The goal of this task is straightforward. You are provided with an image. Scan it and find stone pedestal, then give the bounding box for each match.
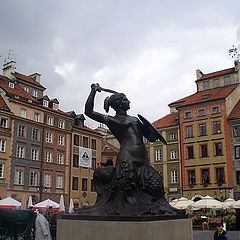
[57,217,193,240]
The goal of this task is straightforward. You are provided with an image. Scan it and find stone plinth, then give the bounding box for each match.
[57,216,193,240]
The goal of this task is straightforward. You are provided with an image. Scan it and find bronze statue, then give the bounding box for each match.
[79,83,182,217]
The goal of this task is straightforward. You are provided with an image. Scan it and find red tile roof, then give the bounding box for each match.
[170,84,239,108]
[15,72,46,89]
[102,139,119,154]
[0,75,35,101]
[0,95,10,111]
[153,113,179,129]
[228,100,240,120]
[197,67,236,81]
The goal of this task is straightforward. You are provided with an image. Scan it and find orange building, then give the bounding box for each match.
[169,63,240,201]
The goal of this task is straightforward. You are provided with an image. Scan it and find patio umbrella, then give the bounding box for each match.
[173,197,194,210]
[21,194,27,210]
[27,195,33,209]
[69,198,74,214]
[33,199,59,210]
[222,198,236,209]
[192,195,222,209]
[233,199,240,208]
[169,198,179,207]
[0,197,21,209]
[59,195,65,213]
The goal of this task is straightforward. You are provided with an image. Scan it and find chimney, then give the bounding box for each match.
[196,69,203,80]
[234,60,240,71]
[29,73,41,83]
[2,60,16,79]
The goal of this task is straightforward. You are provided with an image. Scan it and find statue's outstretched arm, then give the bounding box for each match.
[85,84,106,124]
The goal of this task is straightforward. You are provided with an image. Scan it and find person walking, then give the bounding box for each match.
[35,210,52,240]
[214,222,227,240]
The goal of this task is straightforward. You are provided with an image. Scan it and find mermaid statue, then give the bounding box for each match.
[78,83,182,217]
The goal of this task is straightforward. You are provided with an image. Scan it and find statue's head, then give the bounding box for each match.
[104,93,130,113]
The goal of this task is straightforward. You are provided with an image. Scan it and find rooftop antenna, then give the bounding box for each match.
[228,44,240,61]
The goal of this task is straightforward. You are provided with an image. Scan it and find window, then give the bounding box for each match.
[170,150,177,159]
[187,146,194,159]
[0,164,3,178]
[233,125,240,137]
[58,135,64,146]
[44,174,51,187]
[236,171,240,185]
[31,148,39,160]
[200,144,208,158]
[215,143,223,156]
[34,112,40,122]
[234,146,240,159]
[32,128,39,141]
[0,139,6,152]
[224,76,231,86]
[18,125,26,137]
[83,136,88,148]
[91,158,96,170]
[72,177,79,190]
[56,175,63,188]
[20,108,27,118]
[58,120,65,129]
[155,149,162,161]
[24,87,29,93]
[33,90,38,97]
[14,170,23,185]
[170,132,177,140]
[213,121,221,134]
[202,169,210,184]
[82,178,88,191]
[186,126,193,138]
[57,154,64,164]
[0,118,8,128]
[73,154,79,167]
[43,100,48,107]
[199,123,207,136]
[188,170,196,185]
[53,103,59,110]
[17,146,25,158]
[213,79,220,88]
[91,139,96,150]
[29,171,39,186]
[184,111,192,119]
[91,179,95,192]
[211,106,220,114]
[47,116,54,126]
[9,82,15,88]
[46,132,53,143]
[197,109,205,117]
[45,151,52,162]
[216,168,225,185]
[203,81,210,90]
[74,134,80,146]
[171,170,178,184]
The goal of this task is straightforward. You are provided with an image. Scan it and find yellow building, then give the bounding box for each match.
[0,94,12,199]
[67,112,102,207]
[146,113,182,201]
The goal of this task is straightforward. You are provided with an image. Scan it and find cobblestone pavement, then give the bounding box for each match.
[193,230,240,240]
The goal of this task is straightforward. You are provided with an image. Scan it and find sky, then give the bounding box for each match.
[0,1,239,128]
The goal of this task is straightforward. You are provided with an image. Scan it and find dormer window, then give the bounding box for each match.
[33,90,38,98]
[9,82,15,88]
[43,100,49,107]
[24,87,29,93]
[53,103,59,110]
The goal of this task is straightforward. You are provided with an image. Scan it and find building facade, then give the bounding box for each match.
[68,111,102,207]
[146,113,182,201]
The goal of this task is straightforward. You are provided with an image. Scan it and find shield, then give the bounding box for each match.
[138,114,167,145]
